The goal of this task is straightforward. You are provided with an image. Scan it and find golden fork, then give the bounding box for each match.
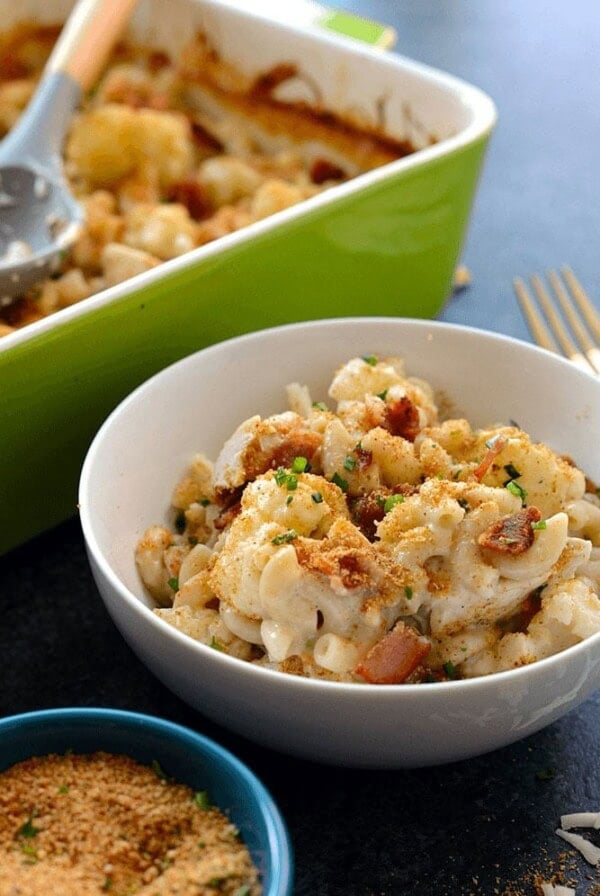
[513,266,600,376]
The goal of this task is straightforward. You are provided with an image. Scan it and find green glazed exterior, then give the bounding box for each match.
[0,134,489,554]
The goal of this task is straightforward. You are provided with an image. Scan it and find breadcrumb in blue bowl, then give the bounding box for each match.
[0,707,293,896]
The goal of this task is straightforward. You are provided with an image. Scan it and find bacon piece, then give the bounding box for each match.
[472,435,508,481]
[478,506,542,555]
[267,431,322,472]
[508,588,543,632]
[310,158,346,185]
[354,447,373,472]
[0,54,29,79]
[294,540,369,590]
[213,500,242,531]
[251,63,298,97]
[169,179,212,220]
[147,50,171,73]
[190,119,224,153]
[350,493,386,541]
[383,396,420,442]
[355,622,431,684]
[1,296,42,327]
[351,482,418,541]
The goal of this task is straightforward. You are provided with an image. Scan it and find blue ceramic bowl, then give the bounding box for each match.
[0,707,293,896]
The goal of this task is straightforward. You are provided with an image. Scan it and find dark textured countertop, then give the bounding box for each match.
[2,1,599,894]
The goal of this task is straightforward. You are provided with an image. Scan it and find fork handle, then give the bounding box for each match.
[46,0,139,93]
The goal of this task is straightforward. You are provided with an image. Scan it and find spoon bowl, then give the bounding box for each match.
[0,165,83,299]
[0,0,138,300]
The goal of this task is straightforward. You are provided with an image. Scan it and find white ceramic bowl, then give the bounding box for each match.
[79,318,600,768]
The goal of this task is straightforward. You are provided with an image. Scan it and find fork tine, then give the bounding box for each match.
[548,269,600,374]
[560,266,600,341]
[529,273,584,361]
[514,270,600,376]
[513,276,560,353]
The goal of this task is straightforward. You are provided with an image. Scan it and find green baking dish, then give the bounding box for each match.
[0,0,496,554]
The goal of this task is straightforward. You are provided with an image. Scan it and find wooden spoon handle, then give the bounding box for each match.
[46,0,138,93]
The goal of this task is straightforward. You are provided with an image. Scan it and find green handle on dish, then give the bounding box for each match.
[317,8,396,49]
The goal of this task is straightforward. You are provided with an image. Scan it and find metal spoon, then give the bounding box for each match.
[0,0,138,301]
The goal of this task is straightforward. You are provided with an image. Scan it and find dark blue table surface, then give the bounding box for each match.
[336,0,600,342]
[1,3,599,894]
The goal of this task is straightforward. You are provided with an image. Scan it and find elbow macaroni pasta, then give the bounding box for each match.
[136,355,600,683]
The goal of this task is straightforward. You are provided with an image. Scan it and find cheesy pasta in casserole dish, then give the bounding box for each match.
[0,23,415,337]
[136,355,600,683]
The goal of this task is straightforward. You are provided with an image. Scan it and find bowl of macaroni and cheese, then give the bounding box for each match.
[79,318,600,767]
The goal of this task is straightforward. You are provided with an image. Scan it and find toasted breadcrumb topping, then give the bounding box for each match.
[0,751,260,895]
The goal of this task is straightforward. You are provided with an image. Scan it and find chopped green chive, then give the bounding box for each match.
[174,511,186,534]
[235,887,252,896]
[274,467,298,490]
[286,495,293,505]
[199,498,211,507]
[343,455,356,471]
[312,401,327,411]
[377,389,388,401]
[443,661,458,679]
[505,480,527,502]
[272,530,298,545]
[18,817,40,839]
[292,456,308,473]
[151,759,169,781]
[503,463,522,480]
[332,472,349,493]
[531,519,547,531]
[404,586,413,600]
[384,494,404,513]
[193,791,211,809]
[167,577,179,592]
[58,785,69,794]
[210,636,224,651]
[311,492,324,504]
[362,355,377,366]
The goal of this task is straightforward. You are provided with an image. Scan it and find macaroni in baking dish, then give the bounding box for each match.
[136,355,600,683]
[0,23,415,337]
